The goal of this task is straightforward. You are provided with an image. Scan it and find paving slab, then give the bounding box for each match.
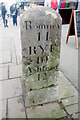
[0,40,17,67]
[0,81,2,100]
[8,96,26,118]
[72,113,78,118]
[9,64,22,79]
[0,38,12,51]
[62,95,78,107]
[26,102,67,118]
[0,67,8,81]
[65,104,79,115]
[58,72,78,99]
[60,25,78,89]
[13,39,22,64]
[0,51,11,64]
[0,99,7,119]
[0,64,9,68]
[25,85,59,108]
[2,78,22,99]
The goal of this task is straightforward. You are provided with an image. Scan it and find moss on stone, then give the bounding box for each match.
[29,96,35,104]
[28,84,56,91]
[64,90,72,98]
[50,109,65,118]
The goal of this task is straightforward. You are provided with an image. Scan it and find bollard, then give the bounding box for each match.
[20,6,62,107]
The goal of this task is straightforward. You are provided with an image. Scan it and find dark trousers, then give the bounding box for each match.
[2,15,5,26]
[2,15,8,27]
[5,19,8,26]
[13,16,17,26]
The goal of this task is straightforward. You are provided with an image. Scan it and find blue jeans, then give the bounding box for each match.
[13,15,17,26]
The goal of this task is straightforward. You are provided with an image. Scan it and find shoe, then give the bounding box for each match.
[6,25,8,27]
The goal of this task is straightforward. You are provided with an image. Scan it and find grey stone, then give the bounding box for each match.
[60,24,78,89]
[62,95,78,107]
[0,67,8,80]
[72,113,78,118]
[2,78,22,99]
[25,85,59,107]
[9,64,22,79]
[26,102,67,118]
[13,33,22,64]
[21,6,62,107]
[8,96,26,118]
[58,71,78,99]
[0,51,11,64]
[0,81,2,100]
[0,99,7,119]
[24,71,58,91]
[65,104,79,115]
[0,64,9,68]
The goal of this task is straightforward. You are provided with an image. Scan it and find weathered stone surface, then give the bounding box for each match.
[0,67,8,80]
[8,96,26,118]
[24,71,58,91]
[72,113,78,118]
[62,95,78,107]
[58,71,78,99]
[21,6,62,106]
[9,64,22,78]
[25,86,58,107]
[0,99,7,119]
[65,104,79,115]
[2,78,22,99]
[26,102,67,118]
[0,81,2,100]
[0,51,11,64]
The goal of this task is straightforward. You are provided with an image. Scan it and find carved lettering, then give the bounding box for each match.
[37,57,39,64]
[50,44,53,52]
[41,57,43,63]
[34,47,37,54]
[25,21,32,30]
[37,66,39,72]
[47,25,48,29]
[39,46,44,53]
[35,25,53,29]
[38,74,40,81]
[46,32,48,41]
[28,67,32,73]
[38,32,40,41]
[46,56,48,61]
[29,46,31,55]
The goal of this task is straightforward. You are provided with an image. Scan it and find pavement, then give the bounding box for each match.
[0,17,79,119]
[60,24,78,90]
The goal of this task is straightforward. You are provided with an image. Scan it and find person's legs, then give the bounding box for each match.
[5,19,8,27]
[14,17,16,25]
[2,16,6,27]
[15,17,17,26]
[13,16,15,26]
[14,16,17,26]
[4,16,6,27]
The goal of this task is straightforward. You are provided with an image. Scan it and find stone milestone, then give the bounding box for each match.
[20,6,62,107]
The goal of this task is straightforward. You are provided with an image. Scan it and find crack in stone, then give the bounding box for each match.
[6,99,8,119]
